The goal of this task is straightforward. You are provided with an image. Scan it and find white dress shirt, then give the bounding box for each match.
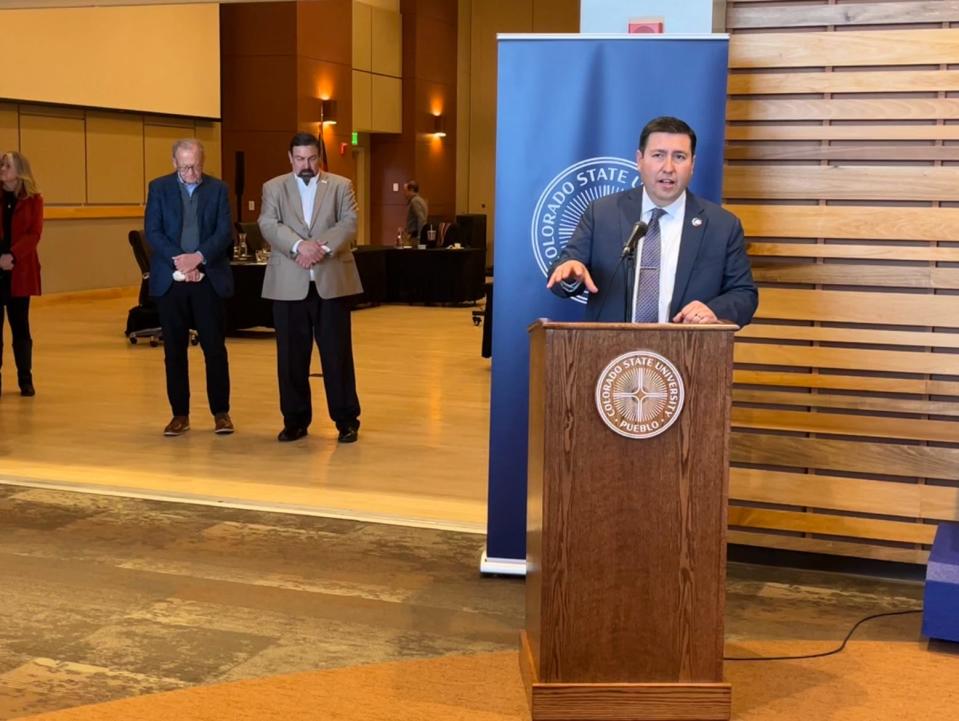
[293,174,318,280]
[630,188,686,323]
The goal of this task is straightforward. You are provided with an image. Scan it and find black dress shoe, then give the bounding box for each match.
[19,384,35,397]
[278,426,308,442]
[337,425,359,443]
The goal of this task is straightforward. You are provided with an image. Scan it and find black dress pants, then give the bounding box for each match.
[272,284,360,430]
[154,278,230,417]
[0,282,32,388]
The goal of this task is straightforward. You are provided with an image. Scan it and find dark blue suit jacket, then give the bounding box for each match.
[551,188,757,326]
[144,172,234,298]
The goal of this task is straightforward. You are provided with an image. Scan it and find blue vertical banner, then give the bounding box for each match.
[484,35,729,572]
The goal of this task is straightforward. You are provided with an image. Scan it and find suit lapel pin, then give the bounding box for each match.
[691,217,703,227]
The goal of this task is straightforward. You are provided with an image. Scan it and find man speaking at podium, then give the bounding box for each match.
[547,116,757,327]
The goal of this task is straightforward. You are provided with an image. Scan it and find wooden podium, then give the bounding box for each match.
[521,321,736,721]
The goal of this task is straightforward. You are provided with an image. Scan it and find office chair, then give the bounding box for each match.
[125,230,198,347]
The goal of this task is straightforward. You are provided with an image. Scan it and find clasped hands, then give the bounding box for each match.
[546,260,718,324]
[0,253,14,271]
[173,251,204,282]
[293,239,330,270]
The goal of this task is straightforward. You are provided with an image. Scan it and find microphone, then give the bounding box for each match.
[621,221,648,259]
[592,220,649,321]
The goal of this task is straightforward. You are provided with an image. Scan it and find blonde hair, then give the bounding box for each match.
[2,151,40,197]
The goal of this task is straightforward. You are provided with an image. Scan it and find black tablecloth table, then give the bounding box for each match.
[225,246,484,331]
[226,261,273,331]
[352,246,389,306]
[385,247,485,305]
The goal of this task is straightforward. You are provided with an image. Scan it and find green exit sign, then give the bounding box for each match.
[351,132,358,145]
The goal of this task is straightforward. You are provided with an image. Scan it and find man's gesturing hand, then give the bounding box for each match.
[546,260,598,294]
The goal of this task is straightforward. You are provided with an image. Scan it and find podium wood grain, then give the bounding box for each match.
[525,322,735,706]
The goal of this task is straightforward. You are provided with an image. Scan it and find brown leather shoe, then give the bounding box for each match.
[163,415,190,436]
[214,412,235,435]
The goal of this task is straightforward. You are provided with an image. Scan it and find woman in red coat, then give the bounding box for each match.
[0,151,43,396]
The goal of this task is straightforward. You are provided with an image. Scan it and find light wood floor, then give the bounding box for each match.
[0,291,491,532]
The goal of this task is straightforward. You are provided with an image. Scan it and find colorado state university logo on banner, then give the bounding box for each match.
[530,157,640,301]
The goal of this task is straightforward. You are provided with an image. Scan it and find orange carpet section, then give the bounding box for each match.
[17,621,959,721]
[16,652,529,721]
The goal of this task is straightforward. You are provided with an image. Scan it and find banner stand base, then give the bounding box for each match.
[480,550,527,576]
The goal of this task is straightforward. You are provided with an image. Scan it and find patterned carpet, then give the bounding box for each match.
[14,613,959,721]
[0,485,943,721]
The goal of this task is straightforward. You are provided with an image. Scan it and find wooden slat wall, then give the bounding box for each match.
[724,2,959,565]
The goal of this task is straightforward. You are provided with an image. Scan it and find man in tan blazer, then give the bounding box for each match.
[258,132,362,443]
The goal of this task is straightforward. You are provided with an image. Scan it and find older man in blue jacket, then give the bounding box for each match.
[145,138,235,436]
[548,116,757,327]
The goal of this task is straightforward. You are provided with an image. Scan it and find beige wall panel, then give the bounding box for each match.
[370,75,401,133]
[20,112,85,205]
[371,6,402,77]
[755,287,956,326]
[728,98,959,122]
[727,124,959,141]
[468,0,533,240]
[730,28,959,69]
[732,370,959,398]
[728,70,959,95]
[456,0,470,213]
[86,112,143,205]
[734,205,959,242]
[727,530,927,565]
[353,1,372,71]
[725,165,959,202]
[0,103,17,152]
[0,5,219,118]
[733,389,959,418]
[728,506,936,545]
[737,324,959,351]
[353,70,373,130]
[728,1,959,30]
[730,433,959,483]
[735,344,959,377]
[750,264,959,290]
[922,485,959,524]
[726,144,959,162]
[733,467,959,524]
[194,121,222,179]
[45,207,143,221]
[360,0,399,10]
[41,218,143,294]
[748,243,959,262]
[143,120,193,196]
[732,406,959,444]
[730,468,921,518]
[532,0,578,32]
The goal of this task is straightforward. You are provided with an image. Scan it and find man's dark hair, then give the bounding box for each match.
[404,180,419,192]
[638,116,697,156]
[289,132,320,152]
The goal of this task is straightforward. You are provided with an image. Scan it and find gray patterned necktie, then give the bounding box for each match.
[631,208,666,323]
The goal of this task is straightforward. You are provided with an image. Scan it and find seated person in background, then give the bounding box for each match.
[438,221,460,248]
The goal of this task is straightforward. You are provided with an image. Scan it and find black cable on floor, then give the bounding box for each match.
[724,608,924,662]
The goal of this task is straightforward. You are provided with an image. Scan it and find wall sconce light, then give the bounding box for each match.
[432,114,446,138]
[320,99,337,127]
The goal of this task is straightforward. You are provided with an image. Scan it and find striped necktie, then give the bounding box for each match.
[631,207,666,323]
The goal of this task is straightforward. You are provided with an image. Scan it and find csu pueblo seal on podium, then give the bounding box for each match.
[595,351,685,439]
[530,157,640,303]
